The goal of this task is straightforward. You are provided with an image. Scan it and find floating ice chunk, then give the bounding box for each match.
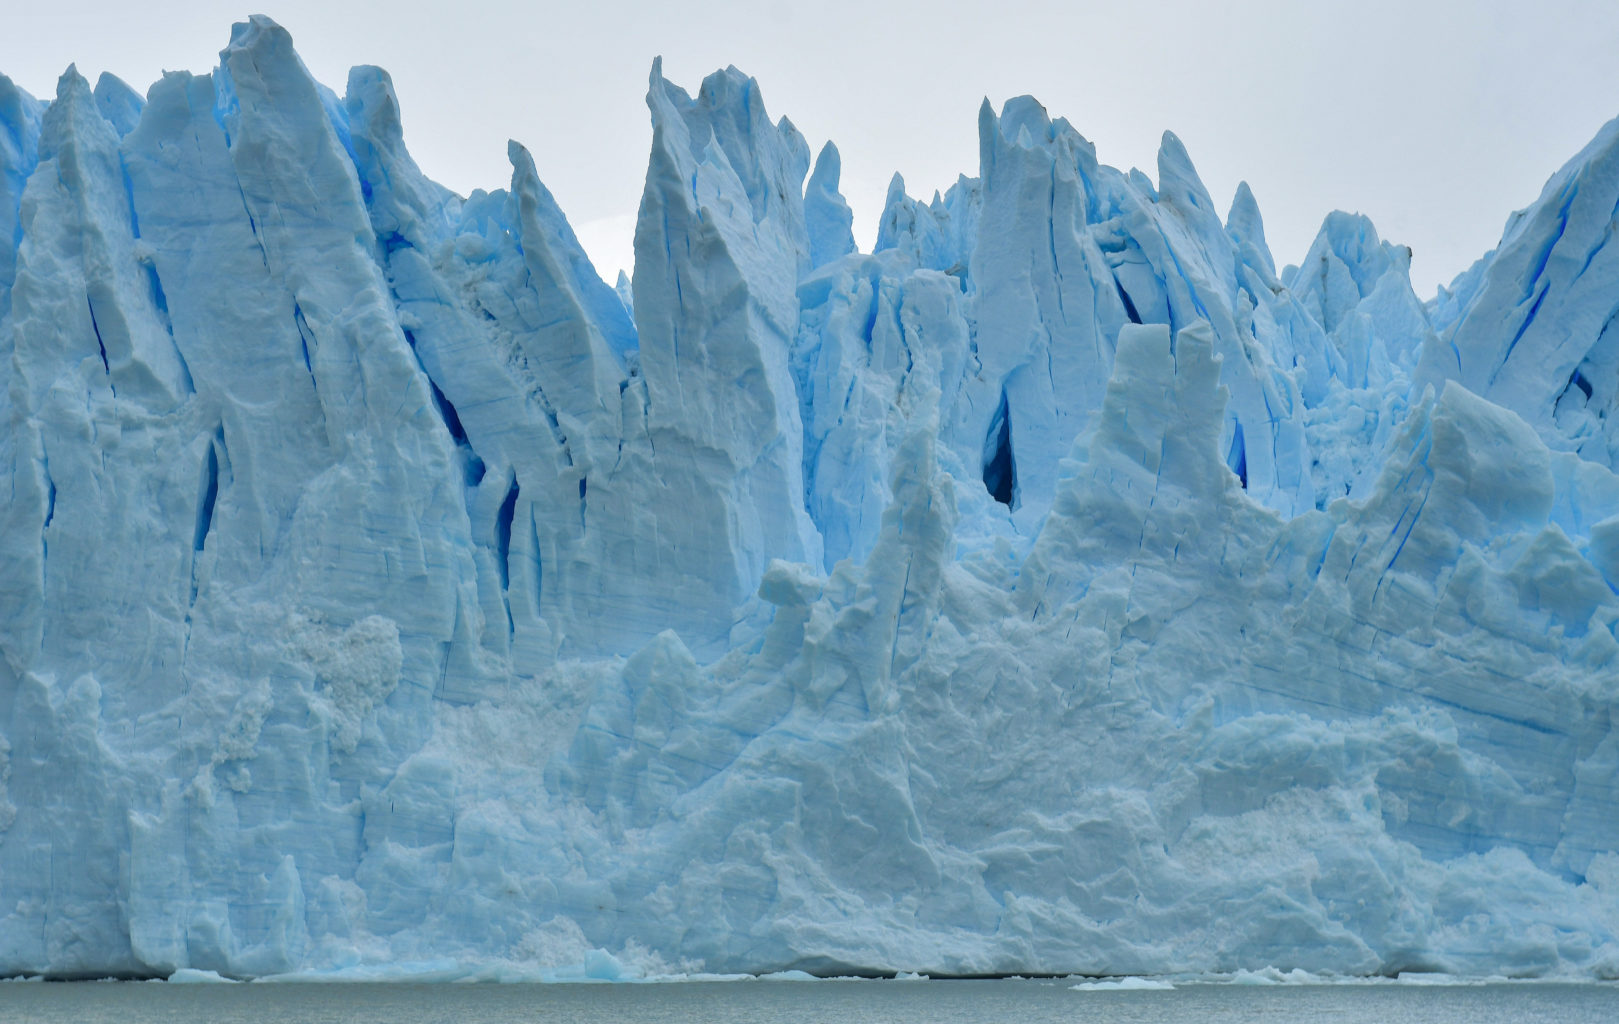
[1070,976,1175,991]
[166,968,236,984]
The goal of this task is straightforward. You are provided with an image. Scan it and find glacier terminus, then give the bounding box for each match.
[2,16,1619,980]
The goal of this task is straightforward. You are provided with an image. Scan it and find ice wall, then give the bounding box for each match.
[1,16,1617,980]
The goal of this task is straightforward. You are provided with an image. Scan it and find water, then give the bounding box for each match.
[1,978,1616,1024]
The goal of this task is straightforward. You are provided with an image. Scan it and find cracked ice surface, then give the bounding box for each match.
[2,16,1619,980]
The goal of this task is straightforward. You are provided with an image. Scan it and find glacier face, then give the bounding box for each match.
[2,15,1619,980]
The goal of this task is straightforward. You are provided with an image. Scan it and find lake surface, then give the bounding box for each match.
[2,978,1616,1024]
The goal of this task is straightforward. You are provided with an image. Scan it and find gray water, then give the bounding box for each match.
[1,979,1616,1024]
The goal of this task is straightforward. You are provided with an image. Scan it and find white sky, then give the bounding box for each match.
[7,1,1619,297]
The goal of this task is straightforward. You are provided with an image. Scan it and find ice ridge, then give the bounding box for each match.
[1,15,1618,981]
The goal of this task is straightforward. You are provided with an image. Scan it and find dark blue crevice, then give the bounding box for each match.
[187,430,226,609]
[430,372,486,488]
[86,298,111,377]
[1227,421,1249,489]
[1521,180,1576,303]
[427,375,468,445]
[118,153,140,239]
[1571,367,1594,401]
[860,287,879,347]
[402,328,486,486]
[496,476,519,591]
[193,441,219,553]
[41,464,54,577]
[1496,282,1549,376]
[1115,279,1142,324]
[146,263,169,316]
[141,262,193,394]
[530,508,543,613]
[292,302,316,381]
[982,389,1017,508]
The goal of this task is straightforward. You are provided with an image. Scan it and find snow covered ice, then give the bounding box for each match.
[3,15,1619,980]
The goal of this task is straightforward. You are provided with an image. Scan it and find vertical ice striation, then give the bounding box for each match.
[1420,115,1619,467]
[0,16,1617,981]
[0,72,43,324]
[626,60,823,653]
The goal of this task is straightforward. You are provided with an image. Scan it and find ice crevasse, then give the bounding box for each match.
[2,15,1619,980]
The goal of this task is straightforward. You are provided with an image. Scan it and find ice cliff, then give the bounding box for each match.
[3,16,1619,980]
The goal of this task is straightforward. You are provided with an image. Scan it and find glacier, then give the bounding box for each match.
[2,15,1619,980]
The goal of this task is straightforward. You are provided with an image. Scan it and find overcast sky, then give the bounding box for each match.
[7,1,1619,297]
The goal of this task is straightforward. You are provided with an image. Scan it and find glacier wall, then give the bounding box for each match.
[2,16,1619,979]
